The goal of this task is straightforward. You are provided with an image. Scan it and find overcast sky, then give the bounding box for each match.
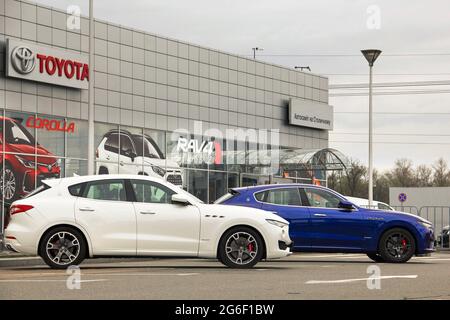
[34,0,450,171]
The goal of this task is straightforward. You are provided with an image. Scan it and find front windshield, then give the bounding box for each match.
[133,135,164,159]
[1,119,36,146]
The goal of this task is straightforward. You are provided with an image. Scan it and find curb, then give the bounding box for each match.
[0,256,159,268]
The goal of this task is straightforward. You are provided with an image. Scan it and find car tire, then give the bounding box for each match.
[218,226,264,268]
[0,162,20,203]
[98,166,109,175]
[366,253,385,263]
[378,228,416,263]
[39,226,87,269]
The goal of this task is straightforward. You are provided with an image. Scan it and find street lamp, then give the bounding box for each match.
[294,66,311,72]
[361,49,382,208]
[87,0,95,175]
[252,47,263,59]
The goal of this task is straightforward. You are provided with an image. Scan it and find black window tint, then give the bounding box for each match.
[131,179,175,204]
[83,180,126,201]
[266,188,301,206]
[120,135,134,155]
[105,133,119,153]
[254,191,265,201]
[68,183,84,196]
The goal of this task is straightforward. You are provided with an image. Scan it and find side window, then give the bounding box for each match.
[83,180,126,201]
[120,134,135,155]
[254,191,266,201]
[265,188,301,206]
[304,188,341,208]
[105,133,119,154]
[68,183,85,196]
[131,179,175,204]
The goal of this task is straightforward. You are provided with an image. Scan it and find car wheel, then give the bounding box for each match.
[39,226,86,269]
[378,228,416,263]
[98,166,109,175]
[367,253,385,263]
[218,226,264,268]
[0,163,19,202]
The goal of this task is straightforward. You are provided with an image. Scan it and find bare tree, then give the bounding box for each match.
[386,158,416,187]
[344,159,367,197]
[415,164,433,187]
[432,158,450,187]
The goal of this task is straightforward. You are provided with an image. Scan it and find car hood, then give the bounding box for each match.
[196,203,289,224]
[9,144,57,164]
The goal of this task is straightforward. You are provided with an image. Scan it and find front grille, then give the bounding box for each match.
[278,241,292,251]
[166,174,182,185]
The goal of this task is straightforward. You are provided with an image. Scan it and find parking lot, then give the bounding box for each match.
[1,252,449,300]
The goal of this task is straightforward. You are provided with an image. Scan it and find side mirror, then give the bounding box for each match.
[338,200,355,211]
[124,149,137,161]
[172,194,190,205]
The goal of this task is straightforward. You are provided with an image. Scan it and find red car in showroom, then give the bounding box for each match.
[0,116,60,203]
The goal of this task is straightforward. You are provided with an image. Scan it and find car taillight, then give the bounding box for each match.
[9,204,34,215]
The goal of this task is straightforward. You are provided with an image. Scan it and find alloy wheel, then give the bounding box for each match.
[225,231,258,265]
[385,232,412,259]
[46,231,81,266]
[1,168,16,201]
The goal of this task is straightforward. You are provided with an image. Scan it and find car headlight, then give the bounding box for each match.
[418,220,433,228]
[15,155,35,168]
[152,165,166,177]
[266,219,288,228]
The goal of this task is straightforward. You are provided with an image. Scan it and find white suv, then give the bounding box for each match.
[96,129,183,186]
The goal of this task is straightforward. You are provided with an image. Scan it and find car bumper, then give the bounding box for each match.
[265,225,292,259]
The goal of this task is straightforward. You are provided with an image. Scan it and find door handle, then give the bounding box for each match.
[79,207,95,212]
[119,161,124,166]
[314,213,327,217]
[140,211,156,215]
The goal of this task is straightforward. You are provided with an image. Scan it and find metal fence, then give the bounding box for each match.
[393,205,449,249]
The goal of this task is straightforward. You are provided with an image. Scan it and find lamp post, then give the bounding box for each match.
[252,47,263,59]
[87,0,95,175]
[294,66,311,72]
[361,49,382,208]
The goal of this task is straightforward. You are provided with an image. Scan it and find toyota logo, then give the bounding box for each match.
[11,45,35,74]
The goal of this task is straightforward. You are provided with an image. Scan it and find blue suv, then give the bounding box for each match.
[216,184,435,263]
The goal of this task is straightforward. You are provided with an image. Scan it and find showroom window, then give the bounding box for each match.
[1,110,88,206]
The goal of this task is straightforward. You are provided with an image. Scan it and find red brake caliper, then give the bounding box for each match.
[401,239,407,250]
[247,243,254,252]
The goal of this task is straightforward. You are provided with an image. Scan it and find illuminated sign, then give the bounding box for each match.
[26,117,76,133]
[6,38,89,89]
[176,137,222,164]
[289,98,333,130]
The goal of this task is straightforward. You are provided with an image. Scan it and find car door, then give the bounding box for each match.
[118,133,138,174]
[130,179,201,256]
[74,179,137,255]
[102,133,120,174]
[302,187,367,250]
[259,187,311,249]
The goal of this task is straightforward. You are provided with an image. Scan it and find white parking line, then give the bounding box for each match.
[306,275,418,284]
[0,279,107,283]
[414,258,450,261]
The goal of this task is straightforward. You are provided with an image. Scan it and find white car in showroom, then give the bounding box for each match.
[96,129,183,186]
[4,175,292,269]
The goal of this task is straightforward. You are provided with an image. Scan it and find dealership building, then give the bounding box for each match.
[0,0,347,230]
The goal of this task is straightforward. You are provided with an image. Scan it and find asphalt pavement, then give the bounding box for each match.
[1,252,449,300]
